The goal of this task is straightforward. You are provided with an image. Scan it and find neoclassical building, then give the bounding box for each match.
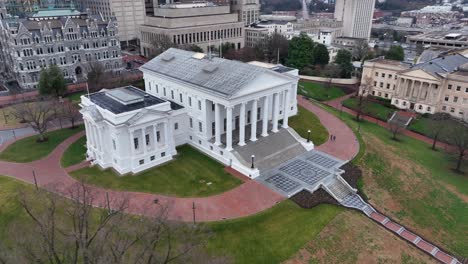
[80,48,308,176]
[360,51,468,121]
[0,7,123,89]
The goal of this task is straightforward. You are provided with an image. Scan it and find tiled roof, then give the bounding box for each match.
[411,53,468,75]
[140,48,268,98]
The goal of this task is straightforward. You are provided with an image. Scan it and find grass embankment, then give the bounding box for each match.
[0,125,84,163]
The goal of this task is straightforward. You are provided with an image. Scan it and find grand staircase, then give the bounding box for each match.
[233,129,307,171]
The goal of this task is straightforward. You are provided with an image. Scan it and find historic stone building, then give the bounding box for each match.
[0,7,123,90]
[360,51,468,121]
[80,48,309,175]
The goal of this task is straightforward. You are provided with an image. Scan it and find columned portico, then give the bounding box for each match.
[214,103,222,146]
[262,95,269,137]
[225,106,233,151]
[282,90,289,128]
[250,99,258,142]
[272,93,280,133]
[239,103,246,146]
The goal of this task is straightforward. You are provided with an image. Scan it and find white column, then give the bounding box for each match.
[215,103,221,146]
[272,93,279,133]
[164,122,170,148]
[238,102,246,146]
[250,99,258,142]
[143,127,148,155]
[262,95,269,137]
[282,90,290,128]
[225,106,233,151]
[94,125,101,151]
[84,120,93,146]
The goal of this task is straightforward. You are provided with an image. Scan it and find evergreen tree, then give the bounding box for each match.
[286,33,315,70]
[385,45,405,61]
[334,49,354,78]
[313,44,329,66]
[38,65,66,97]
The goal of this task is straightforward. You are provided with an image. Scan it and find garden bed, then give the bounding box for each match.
[290,189,339,209]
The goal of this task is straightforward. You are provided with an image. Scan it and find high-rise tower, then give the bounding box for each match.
[334,0,375,40]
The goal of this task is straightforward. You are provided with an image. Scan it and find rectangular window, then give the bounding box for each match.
[112,139,116,150]
[381,73,385,78]
[163,88,166,96]
[156,131,160,142]
[139,159,144,165]
[257,107,261,120]
[161,152,166,157]
[456,86,461,91]
[145,134,150,145]
[133,138,139,149]
[445,96,449,102]
[189,97,192,106]
[189,118,193,128]
[212,103,215,111]
[179,93,183,103]
[454,96,458,103]
[375,72,378,77]
[199,122,203,132]
[198,100,202,110]
[442,106,447,111]
[171,90,174,99]
[450,107,455,113]
[150,156,155,161]
[174,123,179,130]
[448,85,452,90]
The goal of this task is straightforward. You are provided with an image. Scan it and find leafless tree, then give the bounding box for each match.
[13,100,55,142]
[353,39,370,67]
[60,100,81,129]
[354,76,371,122]
[150,35,177,58]
[445,120,468,173]
[426,112,451,150]
[87,61,106,92]
[388,118,406,141]
[6,181,217,264]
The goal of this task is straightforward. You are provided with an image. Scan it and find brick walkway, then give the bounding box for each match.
[298,96,360,161]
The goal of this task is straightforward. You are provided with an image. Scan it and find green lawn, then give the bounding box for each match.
[342,97,396,121]
[207,202,342,264]
[61,136,87,168]
[0,125,84,163]
[66,91,85,104]
[298,81,346,101]
[289,105,328,146]
[70,145,242,197]
[0,174,342,263]
[319,103,468,257]
[408,117,460,143]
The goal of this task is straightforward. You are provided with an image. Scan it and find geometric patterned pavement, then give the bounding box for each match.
[256,150,346,197]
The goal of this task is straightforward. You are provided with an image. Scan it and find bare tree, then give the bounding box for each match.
[60,100,81,129]
[426,113,451,150]
[150,35,177,58]
[354,76,372,122]
[388,118,406,141]
[87,61,105,92]
[7,181,216,264]
[353,39,370,68]
[13,100,55,142]
[445,120,468,173]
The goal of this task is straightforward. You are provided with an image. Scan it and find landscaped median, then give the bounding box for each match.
[69,145,243,197]
[0,125,84,163]
[298,81,346,101]
[289,105,329,146]
[342,97,396,122]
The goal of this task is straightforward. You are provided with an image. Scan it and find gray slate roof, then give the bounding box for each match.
[411,53,468,76]
[140,48,269,98]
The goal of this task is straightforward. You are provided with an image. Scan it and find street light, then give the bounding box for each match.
[307,130,311,143]
[251,155,255,169]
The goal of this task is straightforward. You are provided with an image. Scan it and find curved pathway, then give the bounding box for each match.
[0,96,359,222]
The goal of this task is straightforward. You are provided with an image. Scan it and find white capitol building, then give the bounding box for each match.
[80,48,313,177]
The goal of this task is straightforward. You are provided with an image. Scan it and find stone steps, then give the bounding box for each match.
[256,142,306,171]
[326,178,352,201]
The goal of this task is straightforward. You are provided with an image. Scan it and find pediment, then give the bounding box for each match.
[232,71,293,98]
[399,69,440,81]
[125,109,169,126]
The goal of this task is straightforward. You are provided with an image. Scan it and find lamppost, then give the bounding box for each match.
[251,155,255,169]
[307,130,311,143]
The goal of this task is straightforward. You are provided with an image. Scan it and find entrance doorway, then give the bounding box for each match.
[410,102,415,110]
